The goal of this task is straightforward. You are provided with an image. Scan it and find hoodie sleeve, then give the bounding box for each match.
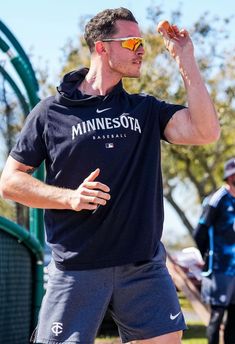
[10,99,48,167]
[153,98,186,141]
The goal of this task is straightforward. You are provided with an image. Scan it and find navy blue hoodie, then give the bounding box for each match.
[10,68,185,270]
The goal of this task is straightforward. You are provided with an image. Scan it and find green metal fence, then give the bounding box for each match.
[0,19,45,338]
[0,18,48,342]
[0,216,43,343]
[0,19,44,247]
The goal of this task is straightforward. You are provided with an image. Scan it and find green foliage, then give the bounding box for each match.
[60,37,90,77]
[0,80,30,224]
[182,324,207,344]
[0,198,15,220]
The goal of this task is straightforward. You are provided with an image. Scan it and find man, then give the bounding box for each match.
[0,7,220,344]
[194,158,235,344]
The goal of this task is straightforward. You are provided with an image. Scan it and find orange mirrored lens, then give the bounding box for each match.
[121,38,144,51]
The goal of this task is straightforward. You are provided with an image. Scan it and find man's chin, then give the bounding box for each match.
[123,71,141,78]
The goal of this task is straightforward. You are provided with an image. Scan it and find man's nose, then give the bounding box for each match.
[136,45,145,56]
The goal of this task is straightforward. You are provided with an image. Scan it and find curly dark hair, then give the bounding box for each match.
[84,8,138,52]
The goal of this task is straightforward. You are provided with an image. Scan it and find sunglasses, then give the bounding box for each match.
[101,37,144,51]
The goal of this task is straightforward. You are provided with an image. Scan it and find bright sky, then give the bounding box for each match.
[1,0,234,82]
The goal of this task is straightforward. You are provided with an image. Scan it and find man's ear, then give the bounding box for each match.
[95,41,107,54]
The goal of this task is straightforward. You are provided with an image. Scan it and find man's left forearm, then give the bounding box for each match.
[180,57,220,143]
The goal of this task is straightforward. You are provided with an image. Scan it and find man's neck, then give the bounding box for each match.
[80,63,121,96]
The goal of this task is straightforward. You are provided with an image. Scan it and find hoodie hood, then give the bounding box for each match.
[56,68,124,107]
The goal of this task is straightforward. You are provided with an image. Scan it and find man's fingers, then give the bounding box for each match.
[83,169,110,192]
[74,169,111,211]
[84,168,100,182]
[179,28,189,37]
[158,26,176,39]
[158,27,170,38]
[81,195,108,206]
[84,181,110,193]
[82,188,111,201]
[82,203,99,211]
[157,20,175,36]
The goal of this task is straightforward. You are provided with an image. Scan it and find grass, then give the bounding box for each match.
[182,321,207,344]
[95,292,207,344]
[179,292,207,344]
[178,292,192,310]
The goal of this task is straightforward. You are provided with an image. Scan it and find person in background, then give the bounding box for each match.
[194,158,235,344]
[0,7,220,344]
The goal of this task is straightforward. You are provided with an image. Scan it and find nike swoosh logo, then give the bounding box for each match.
[96,108,112,113]
[170,312,181,320]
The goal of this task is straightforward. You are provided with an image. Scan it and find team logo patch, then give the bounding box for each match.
[105,143,114,149]
[51,322,63,336]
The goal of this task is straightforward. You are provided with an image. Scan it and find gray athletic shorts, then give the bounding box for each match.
[32,242,186,344]
[201,273,235,306]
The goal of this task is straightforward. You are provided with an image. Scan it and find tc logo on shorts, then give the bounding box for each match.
[51,322,63,336]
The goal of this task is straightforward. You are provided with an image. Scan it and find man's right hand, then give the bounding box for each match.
[69,168,111,211]
[0,158,111,212]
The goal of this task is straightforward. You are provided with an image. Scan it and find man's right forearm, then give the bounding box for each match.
[0,170,72,210]
[0,157,110,211]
